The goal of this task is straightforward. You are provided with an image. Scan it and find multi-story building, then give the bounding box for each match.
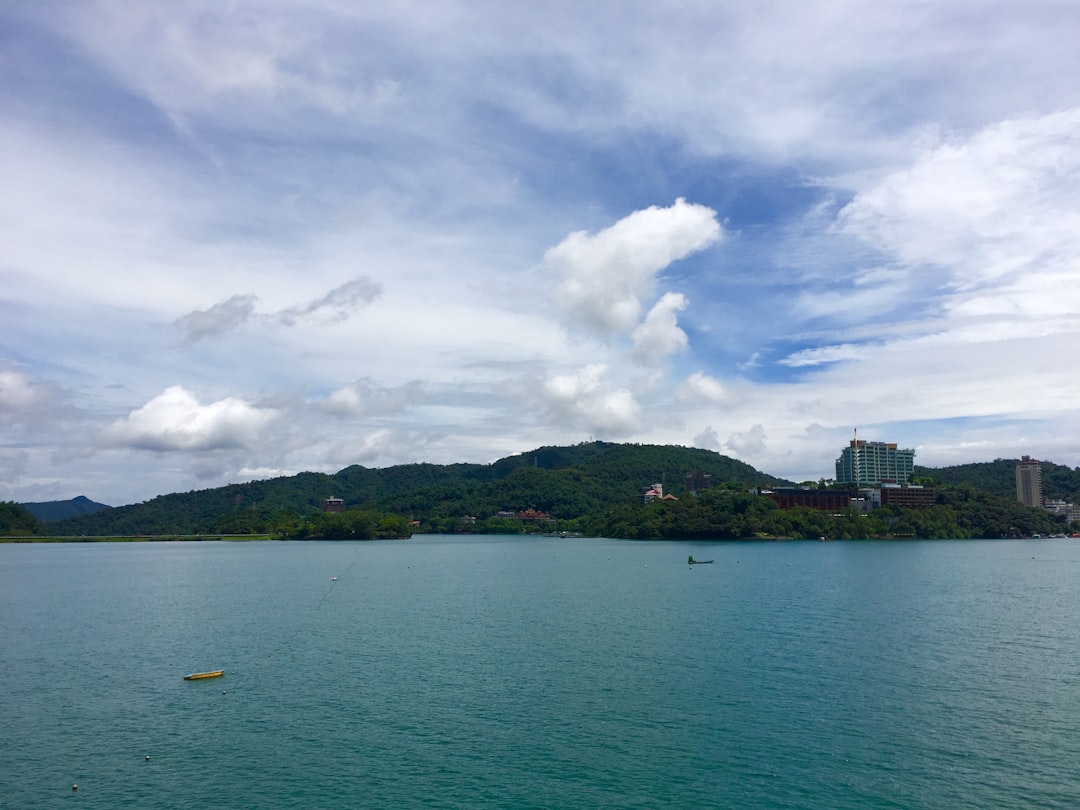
[879,485,936,508]
[763,487,852,511]
[835,436,915,486]
[1044,499,1080,524]
[1015,456,1042,507]
[685,470,713,494]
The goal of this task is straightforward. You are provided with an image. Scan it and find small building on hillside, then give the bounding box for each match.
[517,508,552,522]
[685,470,713,494]
[879,485,937,508]
[1045,499,1080,523]
[763,487,852,511]
[642,483,663,503]
[323,497,344,513]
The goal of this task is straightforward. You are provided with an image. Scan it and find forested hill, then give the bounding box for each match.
[23,495,111,522]
[915,459,1080,503]
[45,442,790,536]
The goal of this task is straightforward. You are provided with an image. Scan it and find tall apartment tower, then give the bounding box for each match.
[1015,456,1042,507]
[835,432,915,486]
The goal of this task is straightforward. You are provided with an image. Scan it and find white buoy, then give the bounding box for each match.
[145,755,151,761]
[72,784,78,791]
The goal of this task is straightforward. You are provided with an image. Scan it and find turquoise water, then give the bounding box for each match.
[3,536,1080,808]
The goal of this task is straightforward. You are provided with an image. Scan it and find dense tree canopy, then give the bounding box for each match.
[45,443,787,536]
[915,459,1080,503]
[0,502,43,537]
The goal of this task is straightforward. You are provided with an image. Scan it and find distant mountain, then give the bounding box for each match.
[915,459,1080,502]
[23,495,112,522]
[46,442,791,536]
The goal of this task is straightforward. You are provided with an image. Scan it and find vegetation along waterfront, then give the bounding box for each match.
[5,443,1078,542]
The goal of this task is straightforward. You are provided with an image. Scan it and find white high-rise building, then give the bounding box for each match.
[835,433,915,486]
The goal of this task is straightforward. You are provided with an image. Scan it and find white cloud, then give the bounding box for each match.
[631,292,689,365]
[548,199,721,335]
[237,466,295,480]
[324,428,427,468]
[837,108,1080,295]
[320,378,426,418]
[0,370,48,415]
[677,372,728,404]
[779,344,871,368]
[51,3,407,124]
[542,364,641,436]
[724,424,767,457]
[104,386,277,452]
[4,3,1080,505]
[692,426,722,451]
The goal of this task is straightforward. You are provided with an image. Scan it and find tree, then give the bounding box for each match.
[0,502,43,537]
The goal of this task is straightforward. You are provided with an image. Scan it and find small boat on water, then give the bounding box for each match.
[184,670,224,680]
[688,556,714,565]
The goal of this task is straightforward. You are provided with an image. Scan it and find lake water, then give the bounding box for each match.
[3,536,1080,809]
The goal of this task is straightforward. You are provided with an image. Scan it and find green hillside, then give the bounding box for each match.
[35,446,1078,540]
[915,459,1080,502]
[1,502,43,537]
[46,442,789,536]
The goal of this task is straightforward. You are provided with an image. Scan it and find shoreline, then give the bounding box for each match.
[0,534,276,543]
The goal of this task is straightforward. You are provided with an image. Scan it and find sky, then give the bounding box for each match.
[2,1,1080,506]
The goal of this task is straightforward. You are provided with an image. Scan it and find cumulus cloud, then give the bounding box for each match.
[691,423,766,458]
[176,294,258,341]
[677,372,728,404]
[548,199,721,335]
[278,276,382,327]
[320,378,426,418]
[692,426,722,451]
[7,4,1080,505]
[323,428,431,468]
[631,292,689,365]
[724,424,767,457]
[542,364,641,436]
[104,385,276,451]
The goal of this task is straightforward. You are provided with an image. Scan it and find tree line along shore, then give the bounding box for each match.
[4,443,1079,541]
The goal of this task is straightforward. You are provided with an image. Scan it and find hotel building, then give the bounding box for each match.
[835,436,915,486]
[1015,456,1042,508]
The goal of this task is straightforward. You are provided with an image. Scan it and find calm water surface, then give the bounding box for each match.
[3,536,1080,808]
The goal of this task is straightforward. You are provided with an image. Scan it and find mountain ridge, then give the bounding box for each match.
[27,444,1080,537]
[41,442,787,535]
[22,495,112,522]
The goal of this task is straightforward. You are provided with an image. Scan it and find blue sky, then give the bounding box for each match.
[2,1,1079,506]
